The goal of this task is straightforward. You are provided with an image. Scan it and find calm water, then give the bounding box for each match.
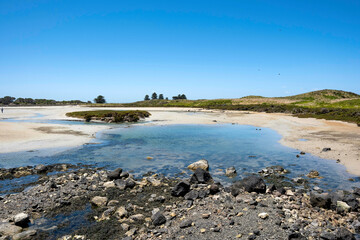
[1,124,359,190]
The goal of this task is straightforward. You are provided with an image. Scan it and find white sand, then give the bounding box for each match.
[1,106,359,175]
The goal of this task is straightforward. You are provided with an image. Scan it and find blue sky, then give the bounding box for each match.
[0,0,359,102]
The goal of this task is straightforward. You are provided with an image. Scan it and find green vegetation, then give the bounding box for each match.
[94,95,106,104]
[66,110,151,123]
[0,96,85,105]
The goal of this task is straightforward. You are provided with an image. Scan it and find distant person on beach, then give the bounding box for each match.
[1,108,3,113]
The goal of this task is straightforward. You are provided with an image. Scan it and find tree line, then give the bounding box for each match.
[0,96,85,105]
[144,93,187,101]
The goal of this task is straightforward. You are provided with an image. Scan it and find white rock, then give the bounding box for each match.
[187,159,209,171]
[103,181,115,188]
[90,196,108,207]
[258,212,269,219]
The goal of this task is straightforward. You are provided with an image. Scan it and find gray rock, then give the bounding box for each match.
[12,229,37,240]
[190,168,212,184]
[179,219,193,228]
[171,181,190,197]
[310,192,331,209]
[13,212,30,228]
[107,168,122,180]
[0,222,22,236]
[151,212,166,226]
[184,190,199,200]
[334,227,355,240]
[34,164,47,173]
[233,176,266,193]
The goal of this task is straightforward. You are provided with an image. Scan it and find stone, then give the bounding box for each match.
[120,171,129,179]
[209,184,220,194]
[187,159,209,171]
[337,201,351,214]
[179,219,193,228]
[12,230,37,240]
[184,190,199,200]
[151,212,166,226]
[121,223,130,231]
[90,196,108,207]
[114,179,126,190]
[0,222,22,236]
[171,181,190,197]
[307,170,321,178]
[310,192,331,209]
[322,148,331,152]
[334,227,355,240]
[103,181,116,188]
[107,168,122,180]
[234,176,266,193]
[190,168,212,184]
[125,228,137,237]
[116,206,128,218]
[258,212,269,219]
[13,212,30,228]
[225,167,237,177]
[129,214,145,222]
[34,164,47,173]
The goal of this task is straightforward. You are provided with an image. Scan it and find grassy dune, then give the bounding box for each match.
[86,90,360,125]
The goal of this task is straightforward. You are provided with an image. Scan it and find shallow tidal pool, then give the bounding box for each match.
[1,124,359,190]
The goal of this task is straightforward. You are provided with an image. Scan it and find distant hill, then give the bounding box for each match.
[286,89,360,100]
[233,89,360,108]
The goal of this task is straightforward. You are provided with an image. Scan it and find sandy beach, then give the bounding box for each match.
[0,106,359,175]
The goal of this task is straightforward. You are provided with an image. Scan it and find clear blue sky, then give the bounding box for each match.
[1,0,359,102]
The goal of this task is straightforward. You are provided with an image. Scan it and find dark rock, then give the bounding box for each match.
[185,190,199,200]
[125,179,136,189]
[190,168,212,184]
[234,176,266,193]
[152,212,166,226]
[108,168,123,180]
[322,148,331,152]
[198,189,209,199]
[34,164,47,173]
[171,181,190,197]
[120,171,129,179]
[14,212,30,228]
[267,184,276,192]
[179,219,193,228]
[209,184,220,194]
[310,192,331,209]
[288,232,306,239]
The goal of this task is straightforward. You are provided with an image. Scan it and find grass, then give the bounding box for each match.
[66,110,151,123]
[82,90,360,126]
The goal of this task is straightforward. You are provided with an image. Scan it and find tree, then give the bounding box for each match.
[180,94,187,100]
[0,96,16,105]
[151,92,157,100]
[159,94,164,100]
[94,95,106,104]
[165,97,168,100]
[144,95,150,101]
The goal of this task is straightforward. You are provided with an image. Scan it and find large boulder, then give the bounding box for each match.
[190,168,212,184]
[187,159,209,171]
[13,212,30,228]
[310,192,331,209]
[171,181,190,197]
[233,176,266,193]
[107,168,123,180]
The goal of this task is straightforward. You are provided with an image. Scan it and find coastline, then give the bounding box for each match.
[0,106,359,175]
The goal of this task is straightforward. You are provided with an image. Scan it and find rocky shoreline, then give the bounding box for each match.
[1,162,360,240]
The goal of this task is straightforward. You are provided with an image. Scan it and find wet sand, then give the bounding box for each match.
[0,106,359,175]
